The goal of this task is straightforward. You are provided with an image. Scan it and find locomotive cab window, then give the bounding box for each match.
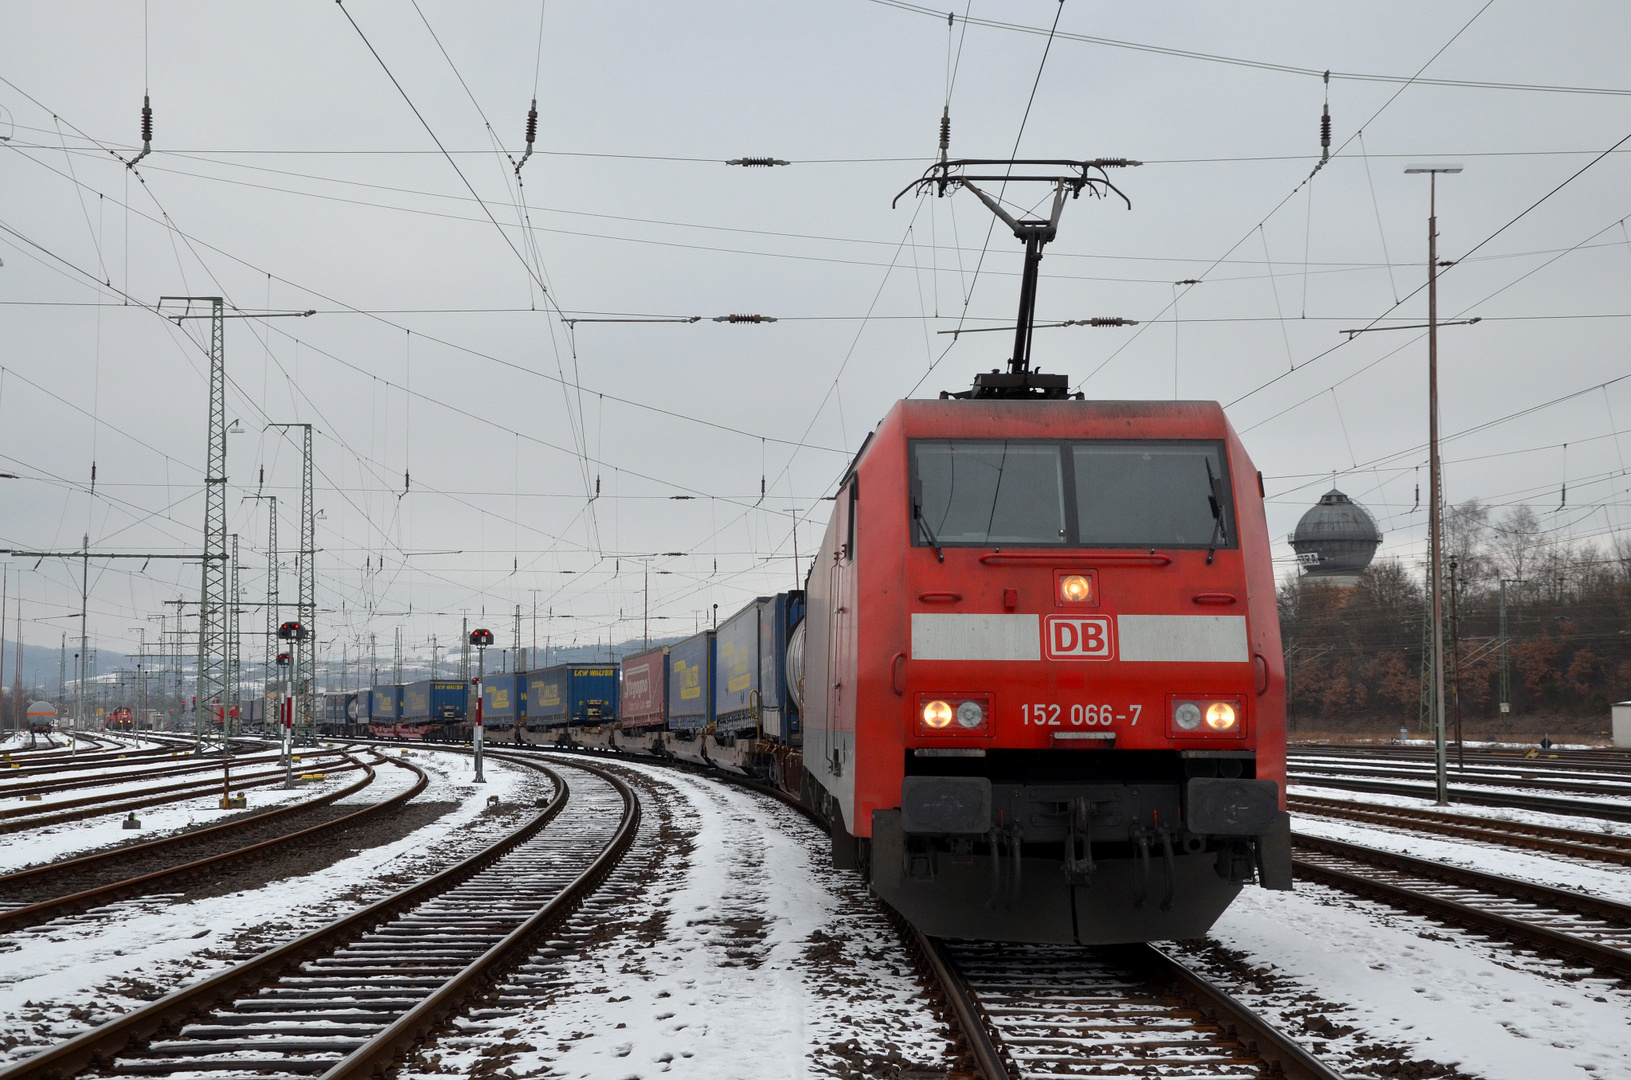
[911,440,1067,547]
[909,438,1236,550]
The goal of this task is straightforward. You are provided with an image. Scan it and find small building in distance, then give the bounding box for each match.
[1289,488,1382,586]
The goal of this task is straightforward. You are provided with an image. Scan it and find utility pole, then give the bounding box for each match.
[370,631,377,686]
[1404,165,1463,806]
[1448,554,1463,770]
[1499,578,1521,718]
[394,626,403,685]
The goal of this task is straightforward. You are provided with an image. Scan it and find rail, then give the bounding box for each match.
[0,753,427,933]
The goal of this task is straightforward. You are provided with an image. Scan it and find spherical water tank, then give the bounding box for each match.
[1289,489,1381,575]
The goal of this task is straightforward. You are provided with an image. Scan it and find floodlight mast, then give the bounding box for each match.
[896,158,1139,399]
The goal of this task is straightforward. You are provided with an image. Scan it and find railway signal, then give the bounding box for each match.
[469,629,493,784]
[276,648,294,787]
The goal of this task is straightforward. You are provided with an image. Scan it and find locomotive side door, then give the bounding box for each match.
[826,479,859,812]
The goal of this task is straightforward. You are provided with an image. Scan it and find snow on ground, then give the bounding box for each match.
[0,749,548,1065]
[1291,812,1631,906]
[0,750,415,874]
[412,756,954,1080]
[1295,784,1631,839]
[0,745,349,803]
[1182,880,1631,1079]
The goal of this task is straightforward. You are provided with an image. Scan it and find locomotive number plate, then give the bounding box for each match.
[1022,703,1142,727]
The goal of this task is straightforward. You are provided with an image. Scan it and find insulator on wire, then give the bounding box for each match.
[128,95,153,168]
[1320,71,1331,164]
[938,106,950,164]
[727,157,789,167]
[1086,317,1135,327]
[1088,158,1139,168]
[514,99,538,177]
[713,314,777,323]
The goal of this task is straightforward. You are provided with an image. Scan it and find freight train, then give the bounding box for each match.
[324,391,1289,945]
[321,157,1290,944]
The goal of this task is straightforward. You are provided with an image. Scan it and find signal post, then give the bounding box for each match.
[469,628,493,784]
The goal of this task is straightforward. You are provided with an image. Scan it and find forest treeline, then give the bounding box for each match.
[1277,500,1631,733]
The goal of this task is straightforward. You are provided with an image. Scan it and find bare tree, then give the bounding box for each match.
[1490,504,1542,581]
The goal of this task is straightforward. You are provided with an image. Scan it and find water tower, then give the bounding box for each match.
[1289,489,1381,585]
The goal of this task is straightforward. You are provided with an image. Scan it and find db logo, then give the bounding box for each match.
[1043,614,1116,661]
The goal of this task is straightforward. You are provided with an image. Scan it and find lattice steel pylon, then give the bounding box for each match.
[247,494,278,721]
[193,298,228,751]
[229,533,241,741]
[268,423,315,740]
[297,425,315,740]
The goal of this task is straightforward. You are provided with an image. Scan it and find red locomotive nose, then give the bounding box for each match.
[799,397,1287,946]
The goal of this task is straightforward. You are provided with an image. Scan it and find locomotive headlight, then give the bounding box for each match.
[956,700,985,729]
[1174,701,1203,730]
[922,700,953,728]
[1205,702,1238,730]
[1059,574,1093,604]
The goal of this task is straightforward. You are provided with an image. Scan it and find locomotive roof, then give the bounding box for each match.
[894,397,1232,438]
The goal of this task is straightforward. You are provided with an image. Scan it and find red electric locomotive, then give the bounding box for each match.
[798,159,1290,944]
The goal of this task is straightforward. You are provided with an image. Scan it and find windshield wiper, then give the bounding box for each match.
[913,496,946,563]
[1204,459,1228,565]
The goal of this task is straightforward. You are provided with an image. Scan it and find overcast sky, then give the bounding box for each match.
[3,1,1630,678]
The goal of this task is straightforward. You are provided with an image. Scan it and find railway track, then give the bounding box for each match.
[507,743,1348,1080]
[1292,744,1631,775]
[0,749,363,834]
[1289,793,1631,867]
[0,753,637,1080]
[1,748,328,799]
[1289,758,1631,798]
[0,741,170,777]
[1292,832,1631,980]
[923,938,1342,1080]
[1286,771,1631,824]
[0,751,426,933]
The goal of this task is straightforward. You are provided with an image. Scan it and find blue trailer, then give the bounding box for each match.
[481,672,526,731]
[668,631,715,733]
[714,593,805,739]
[322,691,358,727]
[525,664,619,728]
[402,680,468,724]
[368,685,402,723]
